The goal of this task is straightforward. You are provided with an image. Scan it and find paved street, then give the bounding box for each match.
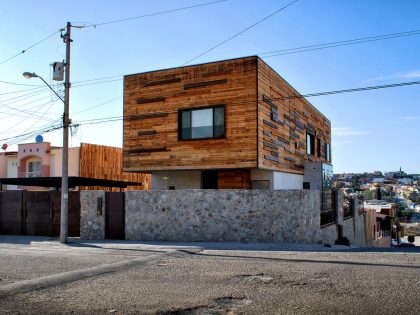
[0,236,419,315]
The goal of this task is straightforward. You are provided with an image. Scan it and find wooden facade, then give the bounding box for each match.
[257,58,331,174]
[79,143,150,191]
[123,56,331,180]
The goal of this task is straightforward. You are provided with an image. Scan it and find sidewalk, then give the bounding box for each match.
[2,234,415,253]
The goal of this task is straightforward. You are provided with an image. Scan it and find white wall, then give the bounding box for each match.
[273,171,303,190]
[6,156,18,190]
[151,170,202,190]
[251,169,302,190]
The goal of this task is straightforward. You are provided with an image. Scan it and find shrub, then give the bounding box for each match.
[335,236,351,246]
[408,234,415,243]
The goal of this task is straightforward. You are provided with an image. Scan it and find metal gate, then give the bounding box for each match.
[24,191,52,236]
[51,191,80,237]
[0,191,23,235]
[0,191,80,237]
[105,192,125,240]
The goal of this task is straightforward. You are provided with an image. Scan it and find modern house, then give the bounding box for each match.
[0,142,150,191]
[123,56,332,190]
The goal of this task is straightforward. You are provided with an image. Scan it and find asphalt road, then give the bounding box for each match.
[0,236,419,315]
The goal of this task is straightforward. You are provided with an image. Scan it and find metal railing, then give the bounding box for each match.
[321,189,336,226]
[18,172,42,178]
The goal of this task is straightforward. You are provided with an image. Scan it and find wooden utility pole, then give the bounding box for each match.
[60,21,71,243]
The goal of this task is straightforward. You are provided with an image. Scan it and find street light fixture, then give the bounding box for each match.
[23,71,70,244]
[23,72,64,103]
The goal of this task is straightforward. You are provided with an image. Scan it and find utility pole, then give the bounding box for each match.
[60,21,72,244]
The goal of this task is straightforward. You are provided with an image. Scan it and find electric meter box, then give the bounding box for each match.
[52,62,64,81]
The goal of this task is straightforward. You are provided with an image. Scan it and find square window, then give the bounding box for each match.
[179,106,225,140]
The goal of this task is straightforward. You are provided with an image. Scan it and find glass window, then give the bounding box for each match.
[306,132,315,155]
[179,106,225,140]
[325,143,330,161]
[28,160,41,178]
[214,107,225,138]
[192,108,213,138]
[181,111,191,140]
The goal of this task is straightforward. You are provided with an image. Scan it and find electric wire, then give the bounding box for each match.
[0,80,43,87]
[87,0,227,28]
[71,79,420,127]
[3,78,419,145]
[182,0,299,66]
[3,26,417,104]
[0,30,61,66]
[0,85,49,97]
[260,29,420,58]
[274,80,420,100]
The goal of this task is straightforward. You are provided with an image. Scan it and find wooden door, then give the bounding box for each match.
[105,192,125,240]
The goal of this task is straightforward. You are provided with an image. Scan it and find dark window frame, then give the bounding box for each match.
[306,132,315,155]
[178,105,225,141]
[317,138,321,158]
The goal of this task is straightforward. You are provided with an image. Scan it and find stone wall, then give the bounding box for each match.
[80,190,106,240]
[320,224,337,245]
[125,189,323,243]
[79,188,370,245]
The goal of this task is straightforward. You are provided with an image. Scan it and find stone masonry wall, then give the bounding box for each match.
[80,190,106,240]
[125,189,322,243]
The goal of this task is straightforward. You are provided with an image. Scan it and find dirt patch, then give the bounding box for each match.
[158,296,252,315]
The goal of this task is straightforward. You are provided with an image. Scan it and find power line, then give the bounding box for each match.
[0,30,61,66]
[0,85,48,96]
[0,80,43,87]
[182,0,299,66]
[87,0,227,28]
[3,25,414,101]
[72,95,122,115]
[4,78,418,145]
[72,79,420,125]
[259,29,420,58]
[275,80,420,100]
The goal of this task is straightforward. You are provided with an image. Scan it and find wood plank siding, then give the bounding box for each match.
[79,143,150,190]
[257,58,331,174]
[123,56,331,175]
[123,57,258,172]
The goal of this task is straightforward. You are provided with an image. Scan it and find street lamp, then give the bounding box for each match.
[23,72,64,103]
[23,71,70,244]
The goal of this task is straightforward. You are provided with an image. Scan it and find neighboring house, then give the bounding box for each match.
[364,200,395,247]
[123,56,332,190]
[0,142,150,191]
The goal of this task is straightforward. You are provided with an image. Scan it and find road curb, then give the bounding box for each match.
[0,250,173,297]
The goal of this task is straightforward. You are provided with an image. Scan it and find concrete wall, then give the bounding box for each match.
[50,147,80,177]
[151,170,202,190]
[342,215,366,246]
[125,189,323,243]
[0,154,6,178]
[80,191,106,240]
[320,224,337,245]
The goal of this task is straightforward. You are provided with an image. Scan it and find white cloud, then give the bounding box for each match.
[332,127,367,137]
[334,140,356,145]
[401,116,420,120]
[366,69,420,83]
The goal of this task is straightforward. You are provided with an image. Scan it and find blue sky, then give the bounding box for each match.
[0,0,419,174]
